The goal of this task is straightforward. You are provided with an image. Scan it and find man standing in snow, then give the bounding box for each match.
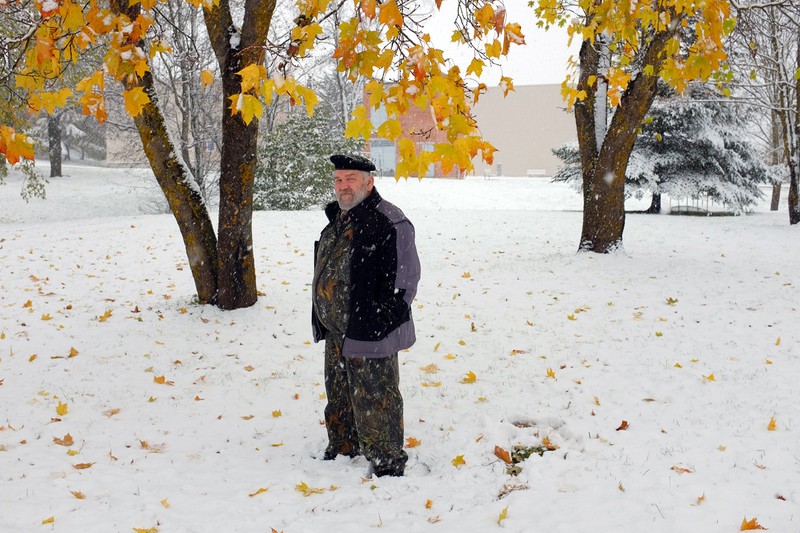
[312,154,421,477]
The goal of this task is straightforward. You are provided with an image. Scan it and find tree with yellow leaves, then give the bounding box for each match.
[533,0,735,252]
[1,0,524,309]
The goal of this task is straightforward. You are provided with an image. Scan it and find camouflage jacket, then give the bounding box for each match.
[312,187,421,358]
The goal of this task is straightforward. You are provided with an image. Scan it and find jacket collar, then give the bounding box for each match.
[324,187,382,223]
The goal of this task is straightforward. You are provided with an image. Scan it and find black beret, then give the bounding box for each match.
[330,154,376,172]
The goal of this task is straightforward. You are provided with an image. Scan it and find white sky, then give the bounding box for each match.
[424,0,580,86]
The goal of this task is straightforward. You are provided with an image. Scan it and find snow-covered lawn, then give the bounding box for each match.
[1,164,797,532]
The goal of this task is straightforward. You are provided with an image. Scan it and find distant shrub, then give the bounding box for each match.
[253,112,361,211]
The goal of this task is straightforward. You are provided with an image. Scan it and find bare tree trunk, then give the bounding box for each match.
[204,0,276,309]
[111,0,219,304]
[576,29,673,252]
[791,34,800,224]
[771,107,782,210]
[646,193,661,214]
[48,114,62,177]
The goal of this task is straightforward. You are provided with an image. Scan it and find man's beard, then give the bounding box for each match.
[337,184,369,211]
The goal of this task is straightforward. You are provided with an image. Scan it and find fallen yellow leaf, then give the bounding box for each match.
[460,371,477,384]
[56,401,68,416]
[768,416,777,431]
[451,455,466,468]
[419,363,439,374]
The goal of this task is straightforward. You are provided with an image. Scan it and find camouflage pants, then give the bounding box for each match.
[324,334,408,472]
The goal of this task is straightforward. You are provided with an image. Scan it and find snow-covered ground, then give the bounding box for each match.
[1,163,797,532]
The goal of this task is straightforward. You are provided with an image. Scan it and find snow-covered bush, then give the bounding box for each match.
[253,111,360,211]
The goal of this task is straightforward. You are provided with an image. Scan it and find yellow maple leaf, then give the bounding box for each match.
[376,119,403,141]
[237,64,266,93]
[160,498,170,508]
[200,69,215,87]
[98,309,113,322]
[29,354,38,362]
[467,58,485,77]
[421,381,442,387]
[703,373,715,382]
[296,481,325,496]
[768,417,777,431]
[546,368,556,379]
[69,347,79,357]
[740,516,767,530]
[42,516,55,524]
[133,528,159,533]
[248,487,269,497]
[41,313,52,321]
[56,401,68,416]
[344,105,372,139]
[228,94,263,125]
[461,272,471,278]
[148,38,172,58]
[775,337,781,346]
[123,87,151,117]
[272,410,282,418]
[460,371,477,384]
[425,499,433,509]
[451,454,466,468]
[419,363,439,374]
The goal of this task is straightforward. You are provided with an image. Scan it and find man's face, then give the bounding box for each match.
[334,169,373,211]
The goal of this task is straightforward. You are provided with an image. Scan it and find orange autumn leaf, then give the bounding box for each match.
[425,499,433,509]
[767,417,777,431]
[671,465,693,474]
[740,517,767,530]
[53,433,74,446]
[70,490,86,499]
[73,462,95,470]
[153,375,173,385]
[541,436,559,450]
[616,420,629,431]
[69,347,79,357]
[405,437,422,448]
[494,445,512,464]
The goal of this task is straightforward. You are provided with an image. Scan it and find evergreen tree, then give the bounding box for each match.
[253,110,360,211]
[554,85,777,213]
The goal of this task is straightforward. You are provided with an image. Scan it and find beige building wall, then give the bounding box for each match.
[471,84,576,177]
